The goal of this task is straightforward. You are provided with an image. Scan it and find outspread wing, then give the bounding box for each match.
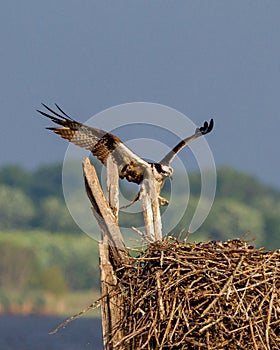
[160,118,214,165]
[37,104,149,184]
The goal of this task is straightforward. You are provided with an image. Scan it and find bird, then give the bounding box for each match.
[38,104,214,205]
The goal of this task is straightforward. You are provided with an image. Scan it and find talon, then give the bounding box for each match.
[159,196,169,206]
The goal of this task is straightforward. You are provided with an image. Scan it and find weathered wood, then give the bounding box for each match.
[99,238,123,349]
[141,178,155,241]
[103,156,123,348]
[150,167,162,241]
[83,158,126,258]
[141,168,162,242]
[106,155,119,220]
[82,157,126,349]
[99,239,113,349]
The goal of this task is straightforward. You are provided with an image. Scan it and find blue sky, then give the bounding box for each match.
[1,1,280,188]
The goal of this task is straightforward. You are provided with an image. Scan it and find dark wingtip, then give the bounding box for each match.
[54,103,72,119]
[37,109,53,119]
[37,103,75,123]
[209,118,214,132]
[199,118,214,135]
[41,102,48,109]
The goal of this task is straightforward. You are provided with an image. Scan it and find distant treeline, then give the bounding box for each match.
[0,163,76,232]
[0,231,99,293]
[0,230,100,314]
[0,163,280,249]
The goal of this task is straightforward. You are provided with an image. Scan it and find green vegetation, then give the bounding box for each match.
[0,163,78,232]
[0,185,35,230]
[204,167,277,247]
[0,230,100,315]
[0,163,280,248]
[159,166,279,249]
[0,162,280,314]
[0,230,99,291]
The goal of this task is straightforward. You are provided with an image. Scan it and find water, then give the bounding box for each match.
[0,315,103,350]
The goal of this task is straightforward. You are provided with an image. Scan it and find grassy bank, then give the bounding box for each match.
[0,230,101,316]
[0,288,101,317]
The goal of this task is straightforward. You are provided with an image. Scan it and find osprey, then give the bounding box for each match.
[38,104,213,204]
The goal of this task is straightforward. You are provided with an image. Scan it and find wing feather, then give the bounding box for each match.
[160,118,214,165]
[38,104,149,183]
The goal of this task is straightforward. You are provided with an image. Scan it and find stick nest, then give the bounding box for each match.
[114,238,280,349]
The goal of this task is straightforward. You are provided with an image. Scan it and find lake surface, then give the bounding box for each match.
[0,315,103,350]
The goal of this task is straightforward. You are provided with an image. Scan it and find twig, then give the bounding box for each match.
[49,298,102,335]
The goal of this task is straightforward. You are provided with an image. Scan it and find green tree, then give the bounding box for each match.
[205,199,265,244]
[34,266,68,296]
[30,163,63,200]
[64,250,100,290]
[0,165,31,192]
[37,196,77,232]
[0,241,38,290]
[215,167,276,204]
[0,185,35,229]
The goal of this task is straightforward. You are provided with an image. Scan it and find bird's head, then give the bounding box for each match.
[159,164,174,178]
[149,163,174,179]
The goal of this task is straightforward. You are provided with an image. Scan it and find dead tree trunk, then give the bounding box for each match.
[82,157,162,349]
[83,158,127,349]
[141,167,162,241]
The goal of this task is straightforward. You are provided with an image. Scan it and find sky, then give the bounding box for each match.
[1,1,280,188]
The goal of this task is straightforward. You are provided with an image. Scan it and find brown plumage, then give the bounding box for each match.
[38,104,214,188]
